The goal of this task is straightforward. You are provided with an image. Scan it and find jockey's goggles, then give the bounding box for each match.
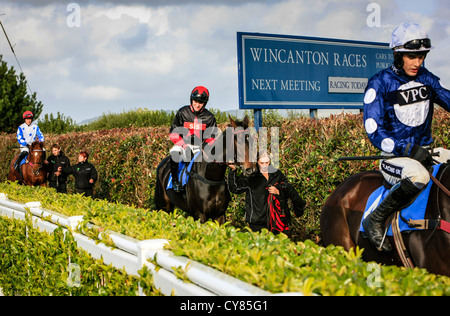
[397,38,431,50]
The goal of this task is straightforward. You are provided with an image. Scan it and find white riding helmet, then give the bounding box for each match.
[390,23,433,53]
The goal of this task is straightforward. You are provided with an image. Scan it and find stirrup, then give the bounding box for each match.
[172,180,183,192]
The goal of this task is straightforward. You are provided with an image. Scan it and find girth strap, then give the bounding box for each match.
[400,215,439,230]
[186,170,225,186]
[400,216,450,234]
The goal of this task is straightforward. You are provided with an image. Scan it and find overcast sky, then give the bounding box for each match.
[0,0,448,123]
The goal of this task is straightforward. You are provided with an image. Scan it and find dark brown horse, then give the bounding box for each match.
[155,116,257,223]
[8,141,47,186]
[321,165,450,277]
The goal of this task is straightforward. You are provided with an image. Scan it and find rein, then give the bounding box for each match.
[183,127,250,187]
[429,165,450,234]
[398,166,450,234]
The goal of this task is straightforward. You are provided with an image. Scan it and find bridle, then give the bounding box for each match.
[27,147,45,176]
[187,127,252,186]
[226,128,251,168]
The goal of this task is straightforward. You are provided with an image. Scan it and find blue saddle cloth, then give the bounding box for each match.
[360,164,441,236]
[19,154,28,167]
[166,152,201,190]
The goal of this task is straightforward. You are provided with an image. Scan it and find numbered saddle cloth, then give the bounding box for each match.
[360,164,441,236]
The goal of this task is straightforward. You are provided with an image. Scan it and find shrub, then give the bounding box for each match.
[0,182,449,296]
[1,109,450,239]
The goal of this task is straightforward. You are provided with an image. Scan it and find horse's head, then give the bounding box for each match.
[29,141,46,164]
[228,115,257,177]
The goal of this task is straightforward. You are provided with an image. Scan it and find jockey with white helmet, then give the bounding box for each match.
[362,23,450,251]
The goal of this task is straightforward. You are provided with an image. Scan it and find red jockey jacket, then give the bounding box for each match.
[169,105,217,148]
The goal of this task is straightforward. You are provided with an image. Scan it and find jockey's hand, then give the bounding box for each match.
[228,163,236,170]
[410,144,434,168]
[185,145,200,160]
[268,186,280,195]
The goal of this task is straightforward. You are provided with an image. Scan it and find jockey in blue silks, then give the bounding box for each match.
[362,23,450,252]
[14,111,45,173]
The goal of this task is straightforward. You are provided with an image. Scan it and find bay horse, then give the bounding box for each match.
[321,164,450,277]
[8,141,48,187]
[155,116,256,223]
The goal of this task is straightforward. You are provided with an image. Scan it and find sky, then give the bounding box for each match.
[0,0,448,123]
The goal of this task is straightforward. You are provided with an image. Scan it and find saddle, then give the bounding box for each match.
[360,164,441,236]
[167,151,201,190]
[19,154,28,167]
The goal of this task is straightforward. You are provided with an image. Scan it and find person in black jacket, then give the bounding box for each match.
[45,144,71,193]
[228,151,305,233]
[168,86,218,192]
[70,150,98,197]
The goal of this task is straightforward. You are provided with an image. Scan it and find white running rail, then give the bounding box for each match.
[0,193,273,296]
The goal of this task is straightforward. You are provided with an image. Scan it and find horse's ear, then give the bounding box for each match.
[243,115,250,129]
[229,115,238,128]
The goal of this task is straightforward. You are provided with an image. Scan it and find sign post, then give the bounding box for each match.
[237,32,393,128]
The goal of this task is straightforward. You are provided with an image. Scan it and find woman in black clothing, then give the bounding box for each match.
[45,144,71,193]
[228,151,305,233]
[70,151,98,197]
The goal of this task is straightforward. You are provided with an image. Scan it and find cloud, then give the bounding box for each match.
[84,85,124,100]
[0,0,448,123]
[4,0,275,8]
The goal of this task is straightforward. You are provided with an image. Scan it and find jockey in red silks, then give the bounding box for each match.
[169,86,217,192]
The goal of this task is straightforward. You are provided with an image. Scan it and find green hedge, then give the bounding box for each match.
[1,182,449,296]
[3,110,449,239]
[0,211,160,296]
[0,113,387,239]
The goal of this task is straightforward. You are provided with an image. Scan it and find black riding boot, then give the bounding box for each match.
[362,178,421,252]
[14,151,28,179]
[170,158,183,192]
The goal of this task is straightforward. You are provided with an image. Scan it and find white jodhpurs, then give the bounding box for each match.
[380,147,450,189]
[380,158,430,189]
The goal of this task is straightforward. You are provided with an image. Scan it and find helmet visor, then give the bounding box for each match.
[398,38,431,50]
[191,93,208,103]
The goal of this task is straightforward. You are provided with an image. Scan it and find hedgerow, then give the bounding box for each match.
[0,209,161,296]
[2,110,450,295]
[0,182,449,296]
[2,109,450,239]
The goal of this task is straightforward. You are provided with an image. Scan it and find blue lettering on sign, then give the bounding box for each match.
[237,32,393,110]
